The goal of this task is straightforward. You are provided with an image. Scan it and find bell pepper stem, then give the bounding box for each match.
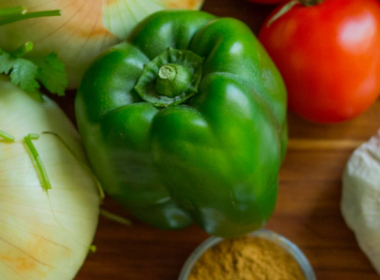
[155,64,192,98]
[159,65,177,81]
[134,48,204,107]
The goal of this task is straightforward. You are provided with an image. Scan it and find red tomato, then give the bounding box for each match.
[259,0,380,123]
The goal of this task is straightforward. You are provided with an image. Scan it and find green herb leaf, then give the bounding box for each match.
[10,58,40,92]
[0,7,66,97]
[0,47,67,97]
[33,53,67,96]
[0,49,15,74]
[0,48,40,93]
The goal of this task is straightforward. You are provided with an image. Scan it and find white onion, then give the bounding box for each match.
[342,129,380,275]
[0,0,204,88]
[0,75,100,280]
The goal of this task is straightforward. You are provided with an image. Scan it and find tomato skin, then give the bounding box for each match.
[259,0,380,123]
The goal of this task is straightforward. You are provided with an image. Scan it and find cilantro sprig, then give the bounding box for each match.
[0,6,67,98]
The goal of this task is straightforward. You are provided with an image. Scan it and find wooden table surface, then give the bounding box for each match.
[54,0,380,279]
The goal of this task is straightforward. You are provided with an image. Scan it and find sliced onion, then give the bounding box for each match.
[0,75,99,279]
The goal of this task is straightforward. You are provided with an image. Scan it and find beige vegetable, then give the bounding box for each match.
[0,75,100,279]
[0,0,204,88]
[341,129,380,275]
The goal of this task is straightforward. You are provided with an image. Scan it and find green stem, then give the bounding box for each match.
[24,134,52,191]
[0,9,61,26]
[0,6,27,18]
[0,130,15,142]
[11,42,34,58]
[100,209,132,226]
[134,48,203,107]
[266,0,299,28]
[299,0,324,6]
[155,64,191,98]
[159,65,177,80]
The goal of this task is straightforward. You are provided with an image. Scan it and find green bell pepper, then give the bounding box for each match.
[76,10,287,238]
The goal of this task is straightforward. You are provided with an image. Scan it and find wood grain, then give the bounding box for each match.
[53,0,380,279]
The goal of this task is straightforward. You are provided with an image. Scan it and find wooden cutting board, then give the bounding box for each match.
[54,0,380,279]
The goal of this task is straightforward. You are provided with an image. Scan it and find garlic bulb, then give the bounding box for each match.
[0,75,99,279]
[341,129,380,275]
[0,0,203,88]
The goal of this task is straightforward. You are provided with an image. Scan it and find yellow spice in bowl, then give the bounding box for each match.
[188,236,306,280]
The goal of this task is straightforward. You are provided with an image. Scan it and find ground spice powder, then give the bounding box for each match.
[188,236,306,280]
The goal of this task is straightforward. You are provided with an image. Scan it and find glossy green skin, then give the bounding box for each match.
[76,10,287,238]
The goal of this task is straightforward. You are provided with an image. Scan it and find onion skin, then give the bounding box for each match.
[0,75,100,280]
[0,0,204,89]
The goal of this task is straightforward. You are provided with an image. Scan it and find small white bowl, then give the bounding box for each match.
[178,229,317,280]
